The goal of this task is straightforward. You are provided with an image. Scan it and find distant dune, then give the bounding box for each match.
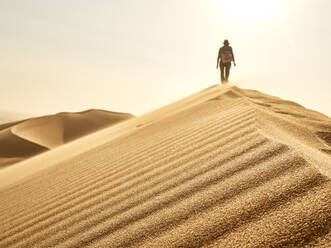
[0,109,134,167]
[0,85,330,247]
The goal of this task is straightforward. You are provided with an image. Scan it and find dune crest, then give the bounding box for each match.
[0,85,330,247]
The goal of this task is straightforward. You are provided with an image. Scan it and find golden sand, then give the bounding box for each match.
[0,110,133,168]
[0,85,330,247]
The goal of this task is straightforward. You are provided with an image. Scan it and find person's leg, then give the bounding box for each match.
[220,62,225,83]
[225,62,232,82]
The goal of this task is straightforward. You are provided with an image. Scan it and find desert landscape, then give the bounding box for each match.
[0,84,330,247]
[0,110,133,168]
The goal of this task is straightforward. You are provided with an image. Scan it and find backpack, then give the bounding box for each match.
[221,50,233,63]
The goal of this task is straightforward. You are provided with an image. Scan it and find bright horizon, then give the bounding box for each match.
[1,0,331,119]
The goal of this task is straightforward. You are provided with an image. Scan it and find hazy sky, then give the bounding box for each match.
[1,0,330,118]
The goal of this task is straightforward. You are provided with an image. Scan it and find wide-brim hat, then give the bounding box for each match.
[223,39,229,45]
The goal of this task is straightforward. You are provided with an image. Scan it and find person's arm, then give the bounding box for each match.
[216,49,221,69]
[231,47,236,66]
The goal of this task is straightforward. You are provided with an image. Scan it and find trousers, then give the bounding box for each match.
[220,61,231,83]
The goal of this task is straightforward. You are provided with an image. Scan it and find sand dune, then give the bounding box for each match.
[0,84,330,247]
[0,109,133,168]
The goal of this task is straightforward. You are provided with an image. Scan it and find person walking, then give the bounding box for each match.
[217,39,236,83]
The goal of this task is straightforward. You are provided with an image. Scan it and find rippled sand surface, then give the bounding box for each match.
[0,85,330,247]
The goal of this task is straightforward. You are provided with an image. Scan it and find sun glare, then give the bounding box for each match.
[218,0,286,20]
